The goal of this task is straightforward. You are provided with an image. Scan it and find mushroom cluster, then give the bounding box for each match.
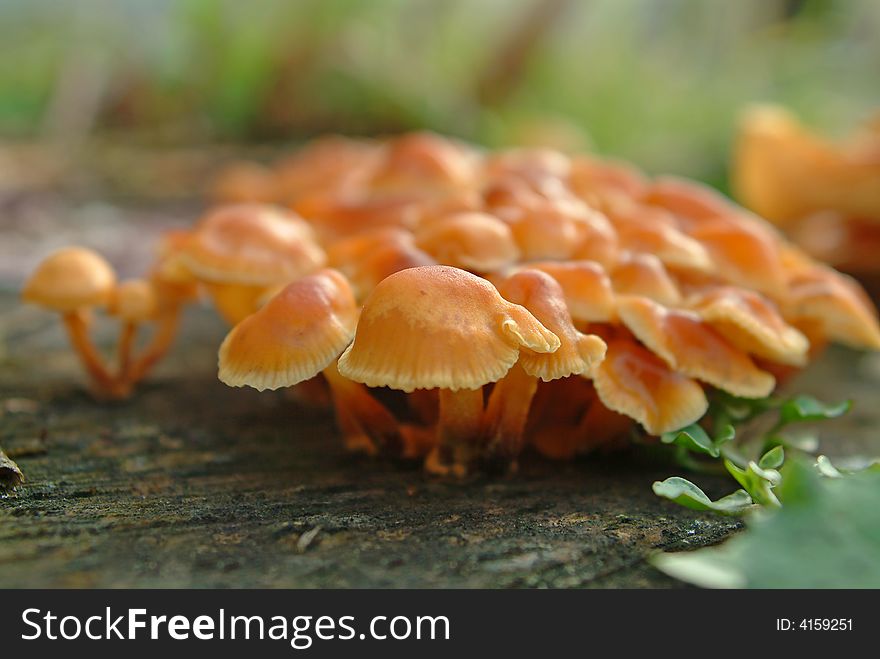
[24,132,880,474]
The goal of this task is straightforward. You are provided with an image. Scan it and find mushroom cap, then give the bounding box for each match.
[519,260,616,323]
[328,229,435,302]
[496,269,606,381]
[368,132,477,195]
[688,286,809,366]
[499,199,617,263]
[209,161,279,204]
[593,338,709,435]
[785,263,880,350]
[108,279,159,322]
[23,246,116,312]
[415,212,520,272]
[610,252,682,307]
[181,204,325,286]
[616,295,775,398]
[687,217,788,300]
[218,269,359,391]
[275,135,378,204]
[337,265,560,392]
[604,196,712,272]
[732,105,880,225]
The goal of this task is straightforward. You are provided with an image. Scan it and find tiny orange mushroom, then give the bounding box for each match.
[179,204,325,324]
[414,211,520,273]
[337,265,560,475]
[616,295,776,398]
[486,269,606,464]
[592,338,709,436]
[218,269,402,455]
[22,247,123,397]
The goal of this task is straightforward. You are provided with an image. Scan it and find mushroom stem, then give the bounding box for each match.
[322,362,403,455]
[125,306,182,385]
[431,386,484,474]
[61,310,118,394]
[205,282,264,325]
[116,320,138,381]
[484,362,538,461]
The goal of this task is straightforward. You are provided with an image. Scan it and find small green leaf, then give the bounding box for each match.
[725,460,781,508]
[778,396,851,426]
[652,477,754,515]
[661,423,734,458]
[759,446,785,470]
[815,455,843,479]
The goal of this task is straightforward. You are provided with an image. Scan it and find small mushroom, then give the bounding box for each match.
[604,196,712,272]
[687,286,810,366]
[610,252,682,307]
[784,262,880,350]
[414,211,520,273]
[218,269,402,454]
[209,161,280,204]
[22,247,120,396]
[486,269,606,463]
[616,295,775,398]
[180,204,325,324]
[107,278,159,386]
[515,260,616,324]
[337,265,560,475]
[592,338,709,435]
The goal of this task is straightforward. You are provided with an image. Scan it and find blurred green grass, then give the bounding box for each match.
[1,0,878,187]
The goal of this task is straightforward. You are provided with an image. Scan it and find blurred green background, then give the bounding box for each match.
[1,0,878,188]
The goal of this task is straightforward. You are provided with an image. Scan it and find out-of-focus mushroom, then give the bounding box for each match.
[219,269,402,455]
[486,269,606,463]
[209,161,279,204]
[22,247,120,396]
[616,295,775,398]
[610,252,682,307]
[495,199,618,264]
[604,196,712,272]
[687,286,809,366]
[784,262,880,350]
[337,265,560,475]
[107,278,159,385]
[326,227,435,302]
[180,204,325,324]
[642,177,788,298]
[415,211,520,273]
[516,260,616,324]
[592,338,708,435]
[732,105,880,229]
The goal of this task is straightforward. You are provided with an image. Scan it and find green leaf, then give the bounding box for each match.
[652,477,754,515]
[778,396,851,426]
[652,461,880,588]
[759,446,785,470]
[725,460,781,508]
[815,455,843,479]
[661,423,734,458]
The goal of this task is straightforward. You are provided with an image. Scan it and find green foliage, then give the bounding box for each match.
[652,460,880,588]
[652,393,856,514]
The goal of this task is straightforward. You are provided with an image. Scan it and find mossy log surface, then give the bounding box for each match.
[1,198,878,588]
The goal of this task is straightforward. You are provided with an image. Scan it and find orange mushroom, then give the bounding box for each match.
[592,338,709,435]
[107,278,159,386]
[516,260,616,324]
[784,262,880,350]
[337,265,560,475]
[22,247,121,396]
[616,295,775,398]
[414,211,519,273]
[219,269,402,455]
[209,161,280,204]
[687,286,809,366]
[610,252,682,307]
[180,204,325,324]
[486,269,606,463]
